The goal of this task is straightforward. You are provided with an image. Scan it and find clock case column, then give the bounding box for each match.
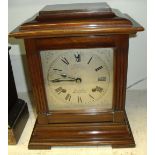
[9,3,144,149]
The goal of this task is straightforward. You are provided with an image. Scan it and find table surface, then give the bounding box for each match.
[8,90,146,155]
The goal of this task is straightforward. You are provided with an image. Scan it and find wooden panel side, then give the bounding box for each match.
[24,39,48,124]
[113,35,129,110]
[36,35,115,50]
[47,112,113,123]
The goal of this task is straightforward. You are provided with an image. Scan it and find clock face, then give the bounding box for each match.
[40,48,113,110]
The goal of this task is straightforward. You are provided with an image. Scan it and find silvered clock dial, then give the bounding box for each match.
[40,48,113,110]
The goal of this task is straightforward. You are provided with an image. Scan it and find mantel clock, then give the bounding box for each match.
[9,3,144,149]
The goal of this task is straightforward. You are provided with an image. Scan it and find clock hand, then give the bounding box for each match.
[50,78,76,83]
[59,73,76,80]
[50,77,82,83]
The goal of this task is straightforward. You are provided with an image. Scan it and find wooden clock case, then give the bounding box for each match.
[9,3,144,149]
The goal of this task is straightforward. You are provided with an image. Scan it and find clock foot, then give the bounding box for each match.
[28,112,135,149]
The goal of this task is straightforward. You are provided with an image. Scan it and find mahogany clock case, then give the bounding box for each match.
[9,3,144,149]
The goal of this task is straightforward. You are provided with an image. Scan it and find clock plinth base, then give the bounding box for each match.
[28,113,135,149]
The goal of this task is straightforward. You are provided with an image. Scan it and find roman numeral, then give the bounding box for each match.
[61,57,69,65]
[92,86,103,93]
[98,76,106,81]
[55,87,66,94]
[95,66,103,71]
[78,96,82,103]
[89,94,94,99]
[74,53,81,62]
[87,56,93,64]
[96,86,103,93]
[65,94,71,101]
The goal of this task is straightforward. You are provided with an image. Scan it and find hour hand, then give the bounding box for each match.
[59,73,76,80]
[50,78,61,83]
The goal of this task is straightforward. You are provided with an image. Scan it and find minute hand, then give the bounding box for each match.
[50,78,76,83]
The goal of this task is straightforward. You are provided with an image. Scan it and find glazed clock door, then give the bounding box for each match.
[40,48,114,112]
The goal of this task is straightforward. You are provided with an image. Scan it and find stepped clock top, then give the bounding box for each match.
[40,3,111,13]
[37,2,113,19]
[9,3,144,38]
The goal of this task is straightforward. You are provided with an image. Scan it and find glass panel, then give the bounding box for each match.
[40,48,113,110]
